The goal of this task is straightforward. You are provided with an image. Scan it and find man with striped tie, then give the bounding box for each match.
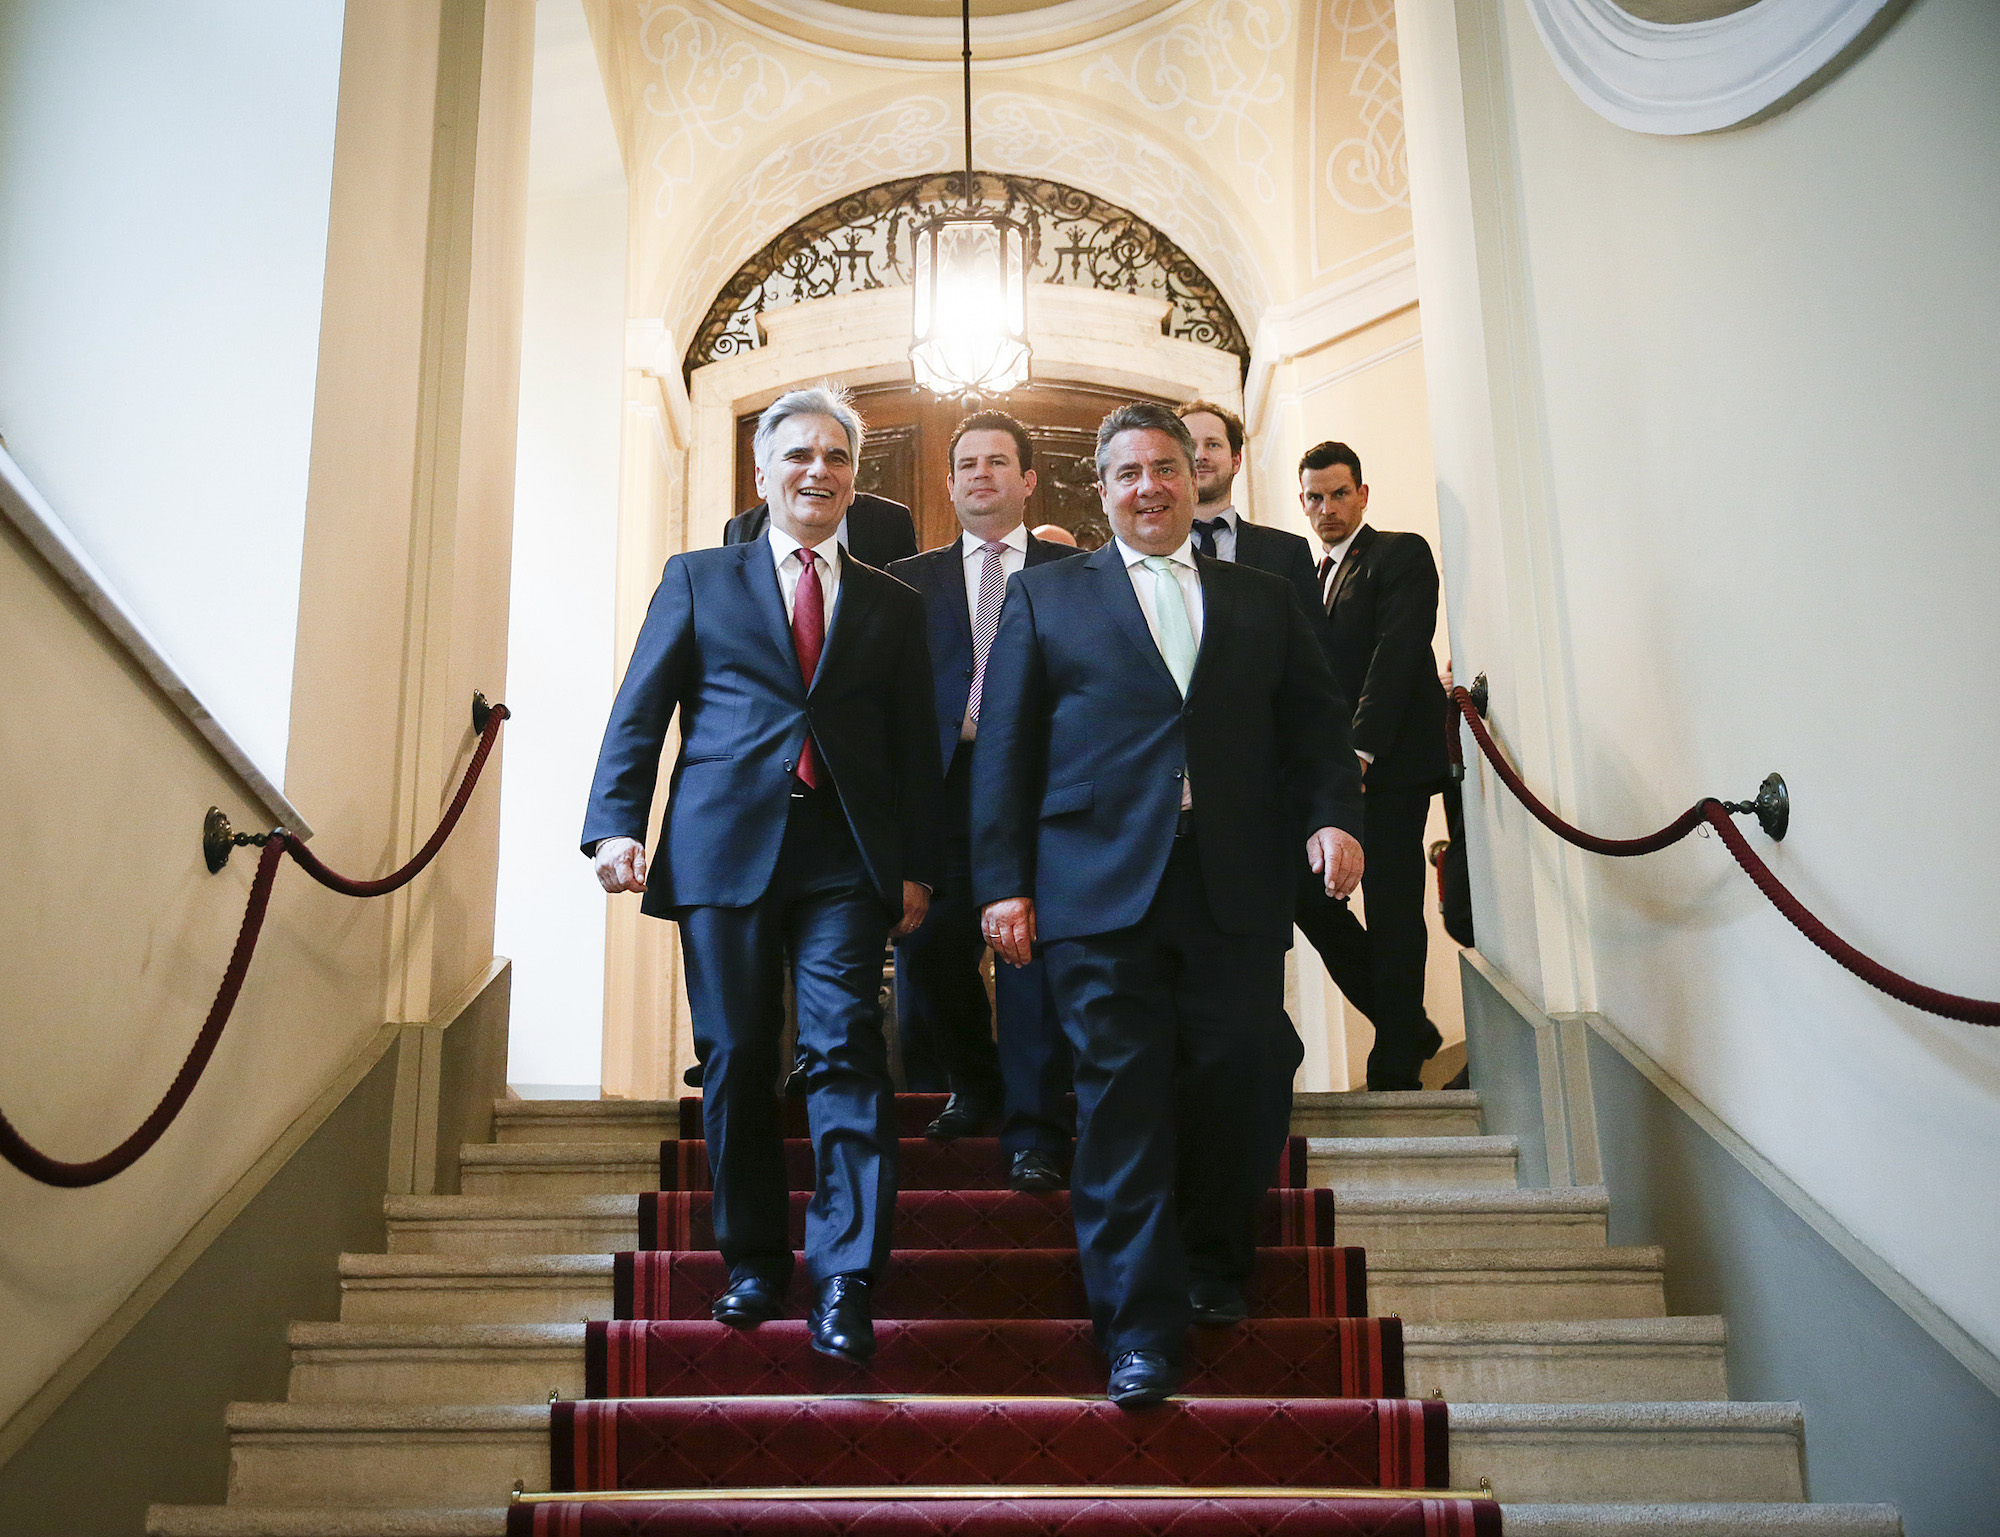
[889,411,1076,1188]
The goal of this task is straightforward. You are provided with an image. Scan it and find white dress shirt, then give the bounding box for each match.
[1316,523,1371,764]
[1193,505,1239,562]
[768,523,843,622]
[960,522,1029,618]
[1114,534,1203,808]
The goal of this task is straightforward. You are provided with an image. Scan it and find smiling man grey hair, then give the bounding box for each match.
[755,382,866,471]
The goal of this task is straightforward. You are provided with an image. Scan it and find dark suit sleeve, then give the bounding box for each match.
[883,502,919,564]
[888,586,945,893]
[968,578,1047,906]
[1352,536,1441,762]
[580,560,694,853]
[1275,589,1365,842]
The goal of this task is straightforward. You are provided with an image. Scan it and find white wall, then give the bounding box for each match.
[1405,0,2000,1363]
[0,0,345,785]
[494,0,627,1092]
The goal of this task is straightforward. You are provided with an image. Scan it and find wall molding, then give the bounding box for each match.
[0,444,312,837]
[1523,0,1897,135]
[1243,248,1418,433]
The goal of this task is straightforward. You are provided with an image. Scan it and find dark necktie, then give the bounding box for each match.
[1192,516,1229,559]
[1318,551,1339,611]
[791,548,825,789]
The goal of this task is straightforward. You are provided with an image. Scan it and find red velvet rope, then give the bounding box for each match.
[1449,687,2000,1026]
[0,704,510,1187]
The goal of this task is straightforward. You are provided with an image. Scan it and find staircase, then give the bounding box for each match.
[147,1089,1901,1535]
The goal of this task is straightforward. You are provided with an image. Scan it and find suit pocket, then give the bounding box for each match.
[1039,780,1094,819]
[678,753,736,766]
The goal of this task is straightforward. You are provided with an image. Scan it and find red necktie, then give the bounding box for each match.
[792,548,825,789]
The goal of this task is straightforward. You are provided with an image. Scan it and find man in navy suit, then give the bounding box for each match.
[1292,440,1452,1090]
[888,411,1075,1186]
[1177,400,1330,648]
[972,402,1365,1406]
[583,384,942,1365]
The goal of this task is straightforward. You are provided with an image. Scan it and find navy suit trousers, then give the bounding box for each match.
[894,750,1071,1154]
[1044,835,1301,1361]
[677,787,898,1287]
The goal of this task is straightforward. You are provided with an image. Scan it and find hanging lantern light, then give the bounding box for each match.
[910,0,1032,398]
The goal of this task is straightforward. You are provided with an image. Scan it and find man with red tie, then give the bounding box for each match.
[582,384,943,1364]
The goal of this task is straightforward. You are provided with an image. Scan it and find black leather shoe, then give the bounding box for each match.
[925,1093,995,1141]
[1106,1350,1180,1408]
[711,1272,784,1328]
[1008,1148,1065,1192]
[682,1062,704,1088]
[808,1273,876,1363]
[1189,1278,1248,1327]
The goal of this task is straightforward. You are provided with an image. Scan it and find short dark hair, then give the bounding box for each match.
[1177,399,1244,457]
[950,410,1034,473]
[1298,439,1363,486]
[1094,401,1197,482]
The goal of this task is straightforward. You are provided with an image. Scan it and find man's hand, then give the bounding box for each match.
[1307,827,1364,900]
[981,896,1037,968]
[893,881,931,939]
[593,836,648,894]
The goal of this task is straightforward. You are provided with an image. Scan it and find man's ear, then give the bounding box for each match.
[752,459,769,498]
[1023,469,1038,497]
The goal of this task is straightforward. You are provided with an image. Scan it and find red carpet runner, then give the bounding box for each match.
[508,1095,1500,1536]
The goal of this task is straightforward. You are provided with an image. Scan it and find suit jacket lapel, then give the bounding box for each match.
[812,551,865,693]
[739,539,805,696]
[1327,523,1375,614]
[937,544,975,668]
[1088,543,1180,694]
[1185,554,1222,698]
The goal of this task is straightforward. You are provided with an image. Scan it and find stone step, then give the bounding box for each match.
[1402,1317,1727,1403]
[215,1399,1805,1509]
[1369,1247,1667,1323]
[285,1315,1723,1406]
[1290,1089,1484,1138]
[145,1500,1900,1537]
[339,1245,1662,1328]
[148,1510,506,1536]
[1304,1135,1518,1194]
[1337,1186,1608,1251]
[1454,1402,1806,1504]
[455,1135,1521,1200]
[1500,1506,1902,1536]
[340,1255,614,1325]
[287,1324,587,1404]
[383,1184,1601,1258]
[488,1090,1487,1146]
[222,1404,545,1507]
[494,1100,673,1145]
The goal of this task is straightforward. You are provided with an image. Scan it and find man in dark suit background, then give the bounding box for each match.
[973,402,1364,1407]
[1291,440,1451,1091]
[725,489,919,569]
[888,411,1075,1187]
[1177,400,1328,642]
[583,384,942,1364]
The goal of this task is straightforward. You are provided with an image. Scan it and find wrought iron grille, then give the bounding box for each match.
[685,173,1248,376]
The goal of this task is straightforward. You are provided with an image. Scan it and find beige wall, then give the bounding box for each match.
[1402,0,2000,1364]
[0,0,532,1450]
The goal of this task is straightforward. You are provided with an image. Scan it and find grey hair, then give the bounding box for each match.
[1093,400,1197,483]
[754,382,865,471]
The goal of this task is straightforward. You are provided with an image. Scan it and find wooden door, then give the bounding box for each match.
[734,380,1177,555]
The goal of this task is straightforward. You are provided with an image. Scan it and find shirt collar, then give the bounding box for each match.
[1320,523,1365,568]
[768,522,840,572]
[1115,534,1197,571]
[1195,506,1237,530]
[961,523,1030,558]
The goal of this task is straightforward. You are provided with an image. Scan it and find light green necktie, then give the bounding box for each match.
[1141,555,1197,696]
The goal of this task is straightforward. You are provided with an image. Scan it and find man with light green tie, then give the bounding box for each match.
[970,401,1365,1407]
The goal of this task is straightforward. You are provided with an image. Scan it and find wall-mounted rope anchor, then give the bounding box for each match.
[203,807,282,874]
[1719,772,1789,842]
[1467,672,1489,717]
[473,690,494,734]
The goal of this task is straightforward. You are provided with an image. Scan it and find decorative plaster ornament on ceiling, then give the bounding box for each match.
[685,171,1249,373]
[1525,0,1898,135]
[640,2,831,216]
[1322,0,1406,214]
[668,91,1267,345]
[1080,0,1293,203]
